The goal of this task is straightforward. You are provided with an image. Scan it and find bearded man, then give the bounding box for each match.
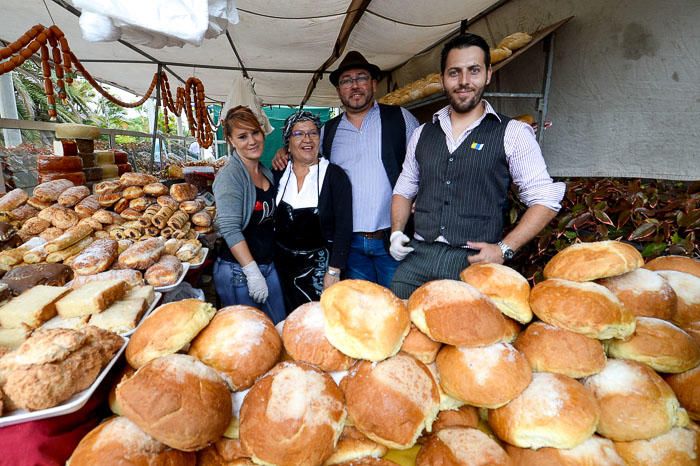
[388,33,566,298]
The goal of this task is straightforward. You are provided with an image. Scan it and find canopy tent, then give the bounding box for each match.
[1,0,503,107]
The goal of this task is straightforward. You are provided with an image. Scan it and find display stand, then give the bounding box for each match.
[405,16,574,144]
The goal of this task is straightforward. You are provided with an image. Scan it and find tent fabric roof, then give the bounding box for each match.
[3,0,501,106]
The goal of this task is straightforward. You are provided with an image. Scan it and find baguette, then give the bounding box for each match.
[45,223,93,253]
[46,236,94,263]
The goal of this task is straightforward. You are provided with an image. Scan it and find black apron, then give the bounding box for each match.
[274,164,330,312]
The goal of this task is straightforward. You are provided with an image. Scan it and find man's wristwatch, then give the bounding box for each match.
[497,241,515,261]
[326,268,339,277]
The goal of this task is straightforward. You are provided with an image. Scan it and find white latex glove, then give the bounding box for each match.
[241,261,268,303]
[389,231,414,261]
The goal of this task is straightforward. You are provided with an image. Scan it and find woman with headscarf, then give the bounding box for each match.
[212,105,286,323]
[273,110,352,311]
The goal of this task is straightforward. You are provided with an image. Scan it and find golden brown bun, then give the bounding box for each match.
[598,268,677,320]
[116,353,231,451]
[488,372,600,449]
[513,321,606,378]
[240,361,346,466]
[543,241,643,282]
[67,416,196,466]
[196,438,250,466]
[282,301,355,372]
[490,47,512,64]
[501,316,521,343]
[107,364,134,415]
[656,271,700,326]
[321,279,410,361]
[460,263,532,323]
[644,255,700,278]
[399,324,441,364]
[436,343,531,408]
[505,435,625,466]
[582,359,687,441]
[614,427,698,466]
[417,427,511,466]
[606,317,700,373]
[530,279,636,340]
[340,354,440,449]
[431,406,479,433]
[408,280,507,346]
[126,298,216,368]
[324,426,388,465]
[666,365,700,421]
[498,32,533,50]
[188,305,282,390]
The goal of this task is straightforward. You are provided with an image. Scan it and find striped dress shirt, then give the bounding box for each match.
[394,101,565,211]
[322,101,419,232]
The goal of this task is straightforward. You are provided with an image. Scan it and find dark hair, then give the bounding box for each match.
[440,33,491,74]
[223,105,263,144]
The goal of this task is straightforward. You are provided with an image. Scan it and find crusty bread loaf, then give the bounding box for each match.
[143,182,169,196]
[321,279,410,361]
[93,180,121,195]
[26,195,52,210]
[70,239,118,276]
[67,416,196,466]
[0,285,69,328]
[544,241,644,282]
[144,254,182,287]
[582,359,688,441]
[55,279,127,317]
[598,268,677,320]
[116,353,231,451]
[514,321,606,378]
[506,435,625,465]
[489,372,600,449]
[606,317,700,373]
[70,269,143,289]
[666,365,700,421]
[408,279,507,346]
[644,255,700,278]
[119,172,158,187]
[460,263,532,323]
[490,47,512,64]
[613,427,698,466]
[57,185,90,207]
[170,182,197,202]
[436,342,532,408]
[341,354,440,449]
[74,194,99,218]
[399,324,441,364]
[497,32,533,50]
[33,179,74,203]
[117,237,164,270]
[281,301,355,372]
[240,361,346,466]
[122,186,143,200]
[656,271,700,326]
[126,298,215,368]
[416,427,511,466]
[189,305,282,390]
[530,279,636,340]
[0,188,29,212]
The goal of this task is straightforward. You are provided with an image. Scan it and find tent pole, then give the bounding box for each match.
[150,64,162,174]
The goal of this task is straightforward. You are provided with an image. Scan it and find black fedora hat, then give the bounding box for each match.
[329,51,381,86]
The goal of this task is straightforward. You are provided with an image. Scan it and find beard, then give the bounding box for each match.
[446,84,485,114]
[340,88,374,112]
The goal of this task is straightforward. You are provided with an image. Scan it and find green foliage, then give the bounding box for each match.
[507,178,700,283]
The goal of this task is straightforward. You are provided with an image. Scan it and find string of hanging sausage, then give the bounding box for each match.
[0,24,214,148]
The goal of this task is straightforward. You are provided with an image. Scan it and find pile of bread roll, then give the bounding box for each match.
[0,173,212,279]
[65,243,700,466]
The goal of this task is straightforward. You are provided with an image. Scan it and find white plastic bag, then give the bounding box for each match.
[161,282,206,303]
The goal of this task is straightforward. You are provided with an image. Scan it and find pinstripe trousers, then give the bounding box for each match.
[390,239,477,299]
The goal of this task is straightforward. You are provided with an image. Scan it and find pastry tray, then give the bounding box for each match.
[187,247,209,270]
[120,291,162,337]
[0,336,128,428]
[153,262,190,292]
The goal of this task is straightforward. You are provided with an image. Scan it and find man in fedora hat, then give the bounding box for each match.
[274,51,419,288]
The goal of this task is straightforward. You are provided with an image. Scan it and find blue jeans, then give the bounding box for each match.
[213,257,287,324]
[345,234,400,289]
